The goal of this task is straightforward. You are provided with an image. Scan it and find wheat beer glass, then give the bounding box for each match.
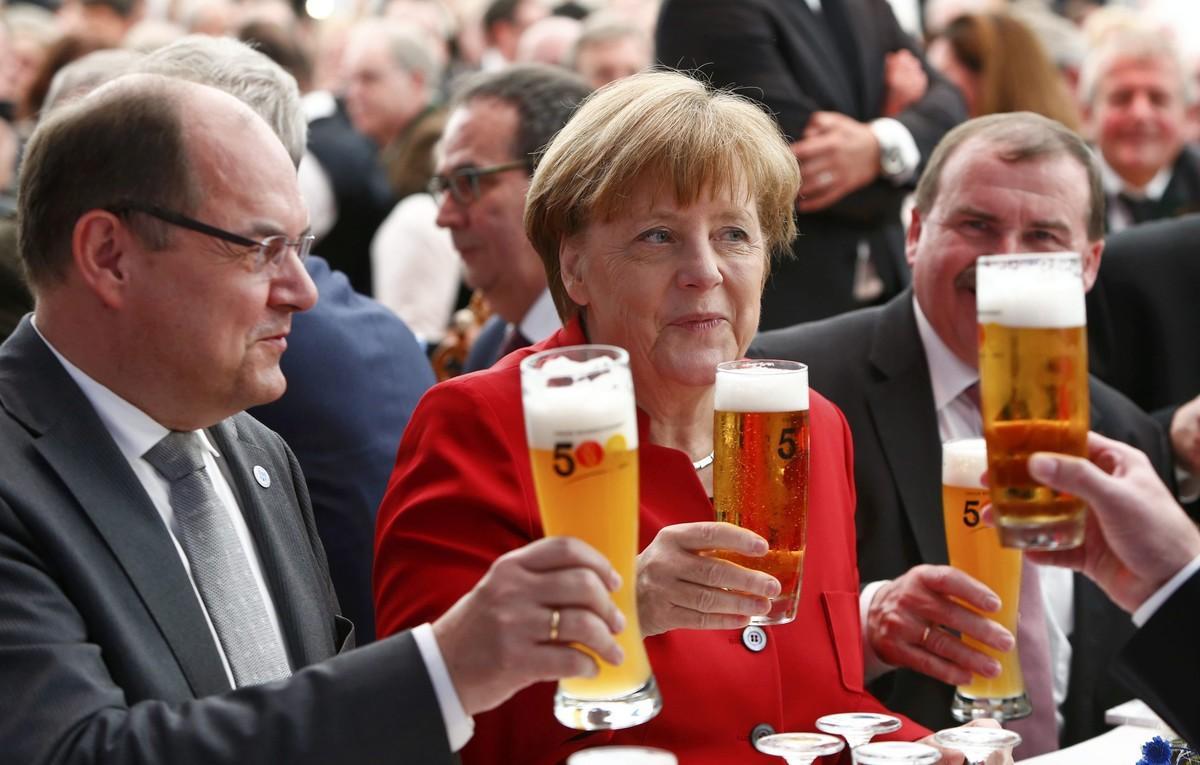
[977,252,1089,550]
[942,439,1030,721]
[712,360,809,625]
[521,345,661,730]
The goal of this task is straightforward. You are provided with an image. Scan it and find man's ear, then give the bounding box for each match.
[558,236,589,308]
[1082,238,1104,292]
[905,206,924,269]
[72,210,133,309]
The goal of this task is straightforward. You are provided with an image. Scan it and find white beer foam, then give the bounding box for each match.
[714,362,809,412]
[524,355,638,450]
[976,260,1085,329]
[943,438,988,489]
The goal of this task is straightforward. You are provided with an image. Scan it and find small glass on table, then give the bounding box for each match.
[566,746,677,765]
[815,712,902,750]
[934,727,1022,765]
[853,741,942,765]
[756,733,845,765]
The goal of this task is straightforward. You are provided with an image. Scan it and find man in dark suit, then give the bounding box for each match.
[656,0,967,327]
[1080,26,1200,233]
[1026,434,1200,747]
[1086,215,1200,515]
[754,113,1173,752]
[433,66,590,373]
[0,73,625,764]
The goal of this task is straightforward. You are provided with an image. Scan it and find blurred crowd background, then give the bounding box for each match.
[2,0,1199,370]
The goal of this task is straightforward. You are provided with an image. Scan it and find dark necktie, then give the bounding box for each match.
[1117,192,1161,225]
[499,325,531,359]
[143,431,291,687]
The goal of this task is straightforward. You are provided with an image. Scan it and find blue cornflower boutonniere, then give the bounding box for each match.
[1137,735,1173,765]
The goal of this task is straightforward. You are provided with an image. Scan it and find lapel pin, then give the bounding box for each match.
[253,465,271,488]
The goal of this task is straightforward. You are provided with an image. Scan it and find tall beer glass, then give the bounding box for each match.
[942,438,1030,721]
[712,359,809,625]
[521,345,661,730]
[977,252,1089,550]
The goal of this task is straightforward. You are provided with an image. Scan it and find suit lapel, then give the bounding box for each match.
[210,419,336,668]
[780,0,860,116]
[0,319,231,697]
[864,296,948,565]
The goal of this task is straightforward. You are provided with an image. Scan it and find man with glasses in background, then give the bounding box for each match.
[428,64,590,373]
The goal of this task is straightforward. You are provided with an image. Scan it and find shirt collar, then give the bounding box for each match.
[1099,153,1174,201]
[30,317,220,464]
[912,296,978,412]
[518,288,561,344]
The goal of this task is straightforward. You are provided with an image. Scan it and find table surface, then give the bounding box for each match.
[1016,701,1172,764]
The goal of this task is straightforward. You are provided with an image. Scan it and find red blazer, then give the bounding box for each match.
[375,320,927,763]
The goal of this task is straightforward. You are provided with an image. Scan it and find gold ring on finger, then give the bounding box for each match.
[549,608,561,642]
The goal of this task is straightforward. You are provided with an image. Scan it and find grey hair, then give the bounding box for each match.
[42,48,145,114]
[354,20,442,88]
[138,35,307,167]
[1079,25,1196,107]
[566,15,647,69]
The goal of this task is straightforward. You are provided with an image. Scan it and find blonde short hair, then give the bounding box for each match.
[525,70,801,322]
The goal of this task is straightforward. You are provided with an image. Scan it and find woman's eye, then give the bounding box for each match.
[638,228,672,244]
[720,227,750,242]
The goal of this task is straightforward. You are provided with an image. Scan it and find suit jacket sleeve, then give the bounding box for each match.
[0,462,452,765]
[1116,570,1200,747]
[655,0,823,139]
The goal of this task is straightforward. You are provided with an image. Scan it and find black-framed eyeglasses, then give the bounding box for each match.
[427,160,530,205]
[108,201,315,273]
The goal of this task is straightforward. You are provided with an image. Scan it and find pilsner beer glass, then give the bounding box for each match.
[942,439,1030,722]
[521,345,661,730]
[977,252,1089,550]
[712,359,810,625]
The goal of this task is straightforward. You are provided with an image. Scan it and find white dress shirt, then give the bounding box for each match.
[861,299,1074,732]
[32,322,474,750]
[371,193,462,344]
[519,288,561,345]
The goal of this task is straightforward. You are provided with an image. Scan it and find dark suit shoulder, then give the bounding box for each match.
[1089,375,1174,486]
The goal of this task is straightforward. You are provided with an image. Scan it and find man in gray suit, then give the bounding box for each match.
[753,112,1172,751]
[0,74,625,764]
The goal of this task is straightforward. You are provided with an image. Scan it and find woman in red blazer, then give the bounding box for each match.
[375,71,931,764]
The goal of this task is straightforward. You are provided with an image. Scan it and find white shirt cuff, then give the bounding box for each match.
[860,579,896,683]
[1132,554,1200,627]
[1175,463,1200,504]
[412,622,474,752]
[869,118,920,184]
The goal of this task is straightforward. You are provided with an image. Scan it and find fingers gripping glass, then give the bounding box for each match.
[427,160,529,204]
[109,201,315,272]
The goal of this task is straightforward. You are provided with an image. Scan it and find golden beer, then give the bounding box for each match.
[977,253,1089,550]
[712,360,809,625]
[522,345,661,731]
[942,439,1029,721]
[529,443,650,699]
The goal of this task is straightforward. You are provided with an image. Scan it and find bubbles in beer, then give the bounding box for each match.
[714,362,809,412]
[976,253,1085,329]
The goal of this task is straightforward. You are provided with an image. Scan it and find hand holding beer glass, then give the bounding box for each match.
[521,345,662,730]
[712,360,810,625]
[977,253,1089,550]
[942,439,1030,721]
